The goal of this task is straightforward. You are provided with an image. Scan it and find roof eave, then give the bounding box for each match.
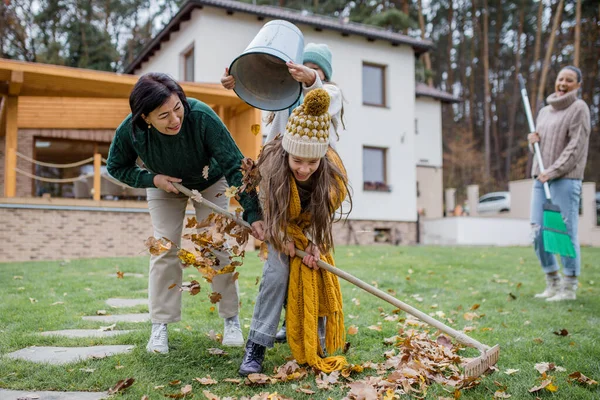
[124,0,433,74]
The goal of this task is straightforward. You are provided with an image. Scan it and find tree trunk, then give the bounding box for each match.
[447,0,454,90]
[468,0,479,135]
[402,0,410,34]
[505,1,525,180]
[418,0,433,86]
[536,0,565,111]
[482,0,491,180]
[491,0,503,180]
[574,0,581,67]
[530,0,544,114]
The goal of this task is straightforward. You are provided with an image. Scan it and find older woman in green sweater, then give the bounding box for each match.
[107,73,264,353]
[528,66,591,302]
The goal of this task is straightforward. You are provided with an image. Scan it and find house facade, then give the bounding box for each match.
[126,0,456,245]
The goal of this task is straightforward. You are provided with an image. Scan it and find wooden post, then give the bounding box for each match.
[93,153,102,201]
[3,96,19,197]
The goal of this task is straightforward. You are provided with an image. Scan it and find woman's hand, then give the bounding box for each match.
[250,221,265,241]
[153,174,182,193]
[527,132,540,145]
[302,242,321,270]
[537,172,550,183]
[286,61,317,86]
[221,67,235,90]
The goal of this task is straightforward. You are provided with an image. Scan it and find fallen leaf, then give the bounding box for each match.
[116,271,124,279]
[470,304,480,310]
[533,338,544,344]
[79,368,95,373]
[202,165,210,179]
[108,377,135,395]
[529,380,552,393]
[367,325,382,331]
[255,276,260,285]
[223,378,241,384]
[96,310,107,315]
[493,390,511,398]
[50,301,64,306]
[298,388,315,394]
[181,384,193,394]
[463,312,479,321]
[504,369,519,375]
[568,371,598,385]
[352,298,360,306]
[347,325,358,335]
[99,323,116,332]
[553,329,569,336]
[207,348,228,356]
[154,385,165,390]
[29,297,37,303]
[436,335,453,349]
[203,390,220,400]
[224,186,238,199]
[258,242,269,262]
[142,396,149,400]
[209,292,222,303]
[169,380,182,386]
[145,237,172,256]
[195,376,218,385]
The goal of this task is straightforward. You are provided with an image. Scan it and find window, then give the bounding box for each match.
[363,146,390,192]
[362,63,386,106]
[182,46,194,82]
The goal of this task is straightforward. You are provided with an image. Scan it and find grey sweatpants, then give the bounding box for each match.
[146,177,239,323]
[248,243,325,348]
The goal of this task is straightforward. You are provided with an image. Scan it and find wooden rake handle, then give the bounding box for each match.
[172,182,489,352]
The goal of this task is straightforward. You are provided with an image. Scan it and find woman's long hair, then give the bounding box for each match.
[257,139,352,254]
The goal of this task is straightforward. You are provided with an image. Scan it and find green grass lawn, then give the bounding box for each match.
[1,245,599,399]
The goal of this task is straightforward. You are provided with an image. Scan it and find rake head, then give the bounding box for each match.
[463,344,500,378]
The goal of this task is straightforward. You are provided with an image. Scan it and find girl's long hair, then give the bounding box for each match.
[257,139,352,254]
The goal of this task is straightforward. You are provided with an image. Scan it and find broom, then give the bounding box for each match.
[173,182,499,378]
[518,75,576,258]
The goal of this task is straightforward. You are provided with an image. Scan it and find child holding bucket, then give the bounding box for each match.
[222,42,345,343]
[222,43,344,150]
[238,88,352,375]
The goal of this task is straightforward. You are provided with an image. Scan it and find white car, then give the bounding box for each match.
[477,191,511,214]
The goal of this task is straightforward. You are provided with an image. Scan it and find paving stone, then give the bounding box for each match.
[6,345,133,365]
[82,313,150,323]
[0,389,108,400]
[105,298,147,308]
[39,329,133,338]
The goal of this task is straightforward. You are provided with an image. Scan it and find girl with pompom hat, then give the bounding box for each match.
[237,89,352,376]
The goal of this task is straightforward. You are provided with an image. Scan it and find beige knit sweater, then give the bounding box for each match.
[531,89,591,180]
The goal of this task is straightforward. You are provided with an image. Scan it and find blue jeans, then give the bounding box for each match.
[530,178,582,277]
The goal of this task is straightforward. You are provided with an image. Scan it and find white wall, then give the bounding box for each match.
[422,217,532,246]
[138,8,417,222]
[415,98,442,167]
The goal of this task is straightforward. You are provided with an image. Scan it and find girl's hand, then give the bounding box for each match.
[302,242,320,270]
[221,67,235,90]
[251,221,265,241]
[286,61,317,86]
[153,174,182,193]
[283,239,296,258]
[527,132,540,145]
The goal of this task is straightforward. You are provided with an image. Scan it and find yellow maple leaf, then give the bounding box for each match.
[224,186,238,199]
[251,124,261,136]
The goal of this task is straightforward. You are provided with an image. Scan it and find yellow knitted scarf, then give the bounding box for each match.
[285,152,348,373]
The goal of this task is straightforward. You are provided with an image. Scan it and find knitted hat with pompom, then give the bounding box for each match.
[282,88,330,159]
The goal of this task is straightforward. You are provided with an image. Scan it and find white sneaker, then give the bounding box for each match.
[534,275,561,298]
[146,323,169,353]
[547,279,577,302]
[222,319,244,347]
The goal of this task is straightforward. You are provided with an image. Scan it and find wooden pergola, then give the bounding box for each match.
[0,58,261,198]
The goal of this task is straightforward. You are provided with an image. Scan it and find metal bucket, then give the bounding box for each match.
[229,20,304,111]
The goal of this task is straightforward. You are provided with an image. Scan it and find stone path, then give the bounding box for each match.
[6,345,134,365]
[105,298,147,308]
[0,389,108,400]
[39,329,133,338]
[82,313,150,323]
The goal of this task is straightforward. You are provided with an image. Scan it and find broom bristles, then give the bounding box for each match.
[542,206,576,258]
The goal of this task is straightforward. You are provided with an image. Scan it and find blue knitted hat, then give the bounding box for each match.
[303,43,333,82]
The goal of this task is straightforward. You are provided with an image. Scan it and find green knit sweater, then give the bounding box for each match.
[107,98,261,224]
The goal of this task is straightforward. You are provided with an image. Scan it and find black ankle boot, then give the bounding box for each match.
[274,321,287,343]
[239,341,266,376]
